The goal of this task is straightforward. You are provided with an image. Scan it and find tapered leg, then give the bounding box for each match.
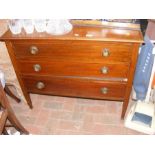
[4,85,21,103]
[2,128,9,135]
[5,42,33,109]
[0,83,29,134]
[121,100,128,119]
[7,115,29,134]
[5,99,29,134]
[24,92,33,109]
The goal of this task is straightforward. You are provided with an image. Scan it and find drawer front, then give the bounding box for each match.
[12,41,132,62]
[22,75,127,100]
[18,60,130,78]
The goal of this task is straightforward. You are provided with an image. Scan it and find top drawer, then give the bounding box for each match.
[12,41,132,62]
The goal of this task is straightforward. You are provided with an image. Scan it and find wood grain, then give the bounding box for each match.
[0,109,8,134]
[22,75,127,101]
[5,42,33,108]
[17,59,130,78]
[0,25,143,43]
[12,41,132,62]
[0,25,143,119]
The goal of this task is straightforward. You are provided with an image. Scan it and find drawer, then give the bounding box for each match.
[12,41,132,62]
[17,59,130,78]
[22,75,127,100]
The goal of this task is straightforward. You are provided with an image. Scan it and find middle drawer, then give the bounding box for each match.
[17,60,130,78]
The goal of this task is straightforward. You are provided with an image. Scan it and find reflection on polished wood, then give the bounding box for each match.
[0,25,143,119]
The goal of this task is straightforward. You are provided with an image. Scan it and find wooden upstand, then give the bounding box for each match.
[0,25,143,119]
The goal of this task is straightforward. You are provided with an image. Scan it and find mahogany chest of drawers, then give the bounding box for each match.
[0,25,143,118]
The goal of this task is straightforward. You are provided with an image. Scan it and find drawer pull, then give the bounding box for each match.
[33,64,41,72]
[101,66,109,74]
[102,48,110,57]
[101,87,108,94]
[36,82,45,89]
[30,46,38,55]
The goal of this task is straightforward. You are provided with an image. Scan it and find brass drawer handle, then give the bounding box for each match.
[101,87,108,94]
[101,66,109,74]
[33,64,41,72]
[102,48,110,57]
[36,82,45,89]
[30,46,38,55]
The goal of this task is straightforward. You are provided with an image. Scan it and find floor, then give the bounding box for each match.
[8,93,143,135]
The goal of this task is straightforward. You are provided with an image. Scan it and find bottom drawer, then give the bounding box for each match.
[22,75,127,100]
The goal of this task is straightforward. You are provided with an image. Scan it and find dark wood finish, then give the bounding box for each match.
[4,85,21,103]
[12,41,132,62]
[0,110,8,134]
[0,25,143,43]
[22,75,127,100]
[5,42,33,108]
[17,59,130,78]
[0,82,29,134]
[0,25,143,119]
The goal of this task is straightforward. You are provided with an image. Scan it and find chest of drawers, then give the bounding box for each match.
[0,25,143,118]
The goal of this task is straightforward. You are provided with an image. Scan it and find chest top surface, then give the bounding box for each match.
[0,25,143,43]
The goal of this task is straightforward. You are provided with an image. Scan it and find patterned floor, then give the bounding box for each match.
[7,92,143,135]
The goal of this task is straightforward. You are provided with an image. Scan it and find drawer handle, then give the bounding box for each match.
[36,82,45,89]
[101,87,108,94]
[101,66,109,74]
[30,46,38,55]
[102,48,110,57]
[33,64,41,72]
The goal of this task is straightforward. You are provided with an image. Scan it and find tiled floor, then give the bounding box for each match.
[8,93,143,135]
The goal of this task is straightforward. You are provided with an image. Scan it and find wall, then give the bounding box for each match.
[146,19,155,40]
[0,19,26,102]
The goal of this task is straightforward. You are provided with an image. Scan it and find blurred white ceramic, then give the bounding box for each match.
[23,19,34,34]
[46,19,72,35]
[8,19,23,34]
[34,19,46,32]
[0,70,5,88]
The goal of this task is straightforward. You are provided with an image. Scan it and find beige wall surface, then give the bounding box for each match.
[146,20,155,40]
[0,19,26,102]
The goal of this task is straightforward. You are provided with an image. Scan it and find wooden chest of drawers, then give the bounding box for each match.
[0,25,143,118]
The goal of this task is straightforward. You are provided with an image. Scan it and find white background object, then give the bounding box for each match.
[46,19,72,35]
[125,42,155,134]
[34,19,46,32]
[0,71,5,88]
[8,19,23,34]
[23,19,34,34]
[125,101,155,134]
[145,42,155,102]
